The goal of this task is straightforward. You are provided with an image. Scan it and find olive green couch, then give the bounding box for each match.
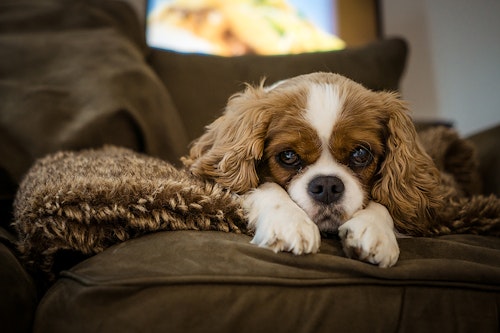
[1,1,498,332]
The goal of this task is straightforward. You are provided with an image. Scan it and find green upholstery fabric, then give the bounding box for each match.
[36,231,500,333]
[0,228,37,333]
[467,124,500,196]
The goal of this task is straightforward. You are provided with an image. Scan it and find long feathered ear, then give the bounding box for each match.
[181,83,272,194]
[371,92,444,236]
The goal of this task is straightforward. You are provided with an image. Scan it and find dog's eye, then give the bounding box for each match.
[349,147,373,168]
[278,150,301,168]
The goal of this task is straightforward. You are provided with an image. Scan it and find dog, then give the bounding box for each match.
[182,72,500,267]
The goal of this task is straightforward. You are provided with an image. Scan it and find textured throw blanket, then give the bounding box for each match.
[14,146,247,282]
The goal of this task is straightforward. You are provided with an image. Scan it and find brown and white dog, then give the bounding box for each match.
[182,72,482,268]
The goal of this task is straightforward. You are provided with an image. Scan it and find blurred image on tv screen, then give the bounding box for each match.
[146,0,345,56]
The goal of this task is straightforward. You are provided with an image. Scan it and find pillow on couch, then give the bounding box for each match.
[149,38,408,141]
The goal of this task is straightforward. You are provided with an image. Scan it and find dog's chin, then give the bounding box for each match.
[289,194,357,234]
[308,206,349,233]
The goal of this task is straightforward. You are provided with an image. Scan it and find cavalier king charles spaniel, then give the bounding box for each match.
[182,72,491,268]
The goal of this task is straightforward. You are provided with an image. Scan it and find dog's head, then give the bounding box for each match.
[183,72,442,235]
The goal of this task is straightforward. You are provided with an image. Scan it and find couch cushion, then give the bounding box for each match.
[36,230,500,333]
[0,0,189,228]
[149,38,408,141]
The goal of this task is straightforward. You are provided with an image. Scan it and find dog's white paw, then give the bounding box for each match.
[250,205,321,255]
[338,202,399,268]
[244,183,321,255]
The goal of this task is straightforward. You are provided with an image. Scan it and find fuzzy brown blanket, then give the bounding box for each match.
[12,127,499,282]
[13,146,246,281]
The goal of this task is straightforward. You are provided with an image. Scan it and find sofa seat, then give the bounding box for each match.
[35,230,500,333]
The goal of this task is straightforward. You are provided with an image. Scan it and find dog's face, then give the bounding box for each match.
[257,78,387,232]
[183,72,442,235]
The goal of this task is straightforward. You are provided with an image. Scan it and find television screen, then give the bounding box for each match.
[146,0,345,56]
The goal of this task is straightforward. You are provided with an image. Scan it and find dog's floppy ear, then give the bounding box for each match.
[371,92,443,235]
[182,83,272,194]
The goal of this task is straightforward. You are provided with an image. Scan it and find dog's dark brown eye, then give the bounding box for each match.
[278,150,301,168]
[349,147,373,168]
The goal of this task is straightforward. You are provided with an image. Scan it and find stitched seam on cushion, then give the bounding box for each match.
[58,271,500,292]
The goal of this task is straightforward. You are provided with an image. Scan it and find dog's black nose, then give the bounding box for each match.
[308,176,344,204]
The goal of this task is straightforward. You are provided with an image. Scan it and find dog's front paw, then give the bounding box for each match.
[250,207,321,255]
[244,183,321,255]
[338,202,399,268]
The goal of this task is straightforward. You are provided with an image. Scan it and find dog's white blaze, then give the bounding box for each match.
[305,83,342,141]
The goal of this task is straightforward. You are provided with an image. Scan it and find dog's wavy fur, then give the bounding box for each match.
[369,93,443,235]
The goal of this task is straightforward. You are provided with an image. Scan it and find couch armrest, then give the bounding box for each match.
[0,227,37,333]
[466,124,500,196]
